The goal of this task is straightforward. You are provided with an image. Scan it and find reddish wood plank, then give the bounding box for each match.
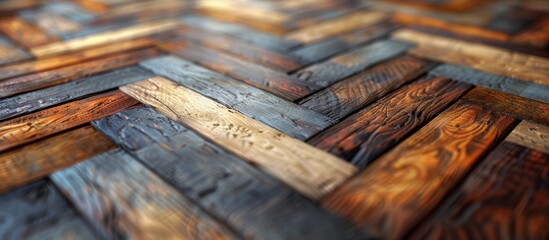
[0,16,58,48]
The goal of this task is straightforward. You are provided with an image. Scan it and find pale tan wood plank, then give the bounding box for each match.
[506,121,549,154]
[393,29,549,85]
[120,77,357,200]
[30,19,181,57]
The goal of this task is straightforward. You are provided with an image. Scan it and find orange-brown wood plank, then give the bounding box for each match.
[323,101,517,239]
[0,16,58,48]
[0,91,138,153]
[0,125,115,193]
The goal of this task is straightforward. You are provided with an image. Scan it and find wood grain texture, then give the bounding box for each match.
[309,77,472,168]
[412,141,549,240]
[0,67,153,121]
[0,91,138,153]
[120,77,357,200]
[429,64,549,103]
[140,56,335,140]
[93,106,369,240]
[286,11,386,44]
[462,87,549,126]
[51,149,240,240]
[30,19,180,57]
[0,48,159,98]
[322,102,517,240]
[0,16,58,48]
[162,43,321,101]
[506,121,549,154]
[292,40,412,87]
[299,56,434,120]
[0,180,99,240]
[0,38,154,81]
[0,36,32,66]
[0,125,115,193]
[393,29,549,85]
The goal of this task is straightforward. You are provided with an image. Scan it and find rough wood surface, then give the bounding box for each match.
[323,102,517,239]
[0,125,115,193]
[121,77,357,199]
[51,149,240,240]
[412,141,549,240]
[0,91,138,153]
[506,121,549,154]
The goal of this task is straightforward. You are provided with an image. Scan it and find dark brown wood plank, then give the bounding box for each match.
[322,101,517,239]
[299,56,434,120]
[412,141,549,240]
[0,16,58,48]
[292,40,412,87]
[0,66,153,121]
[51,149,240,239]
[140,56,336,140]
[309,76,471,168]
[0,125,115,193]
[161,42,320,101]
[0,48,159,98]
[93,106,369,240]
[0,90,138,153]
[0,180,100,240]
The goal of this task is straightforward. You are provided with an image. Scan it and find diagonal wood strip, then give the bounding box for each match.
[506,121,549,154]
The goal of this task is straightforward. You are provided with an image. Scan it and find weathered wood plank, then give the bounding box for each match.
[429,64,549,103]
[292,40,412,87]
[43,2,95,24]
[0,35,32,66]
[0,38,154,81]
[0,125,115,193]
[462,87,549,126]
[19,9,81,36]
[0,180,100,240]
[506,121,549,154]
[0,16,58,48]
[0,91,138,153]
[484,7,539,34]
[51,149,240,239]
[309,77,471,168]
[299,56,434,120]
[120,77,356,199]
[322,102,517,239]
[30,19,180,57]
[412,141,549,240]
[0,48,159,98]
[286,11,386,44]
[393,29,549,85]
[0,67,153,121]
[93,106,369,240]
[162,43,320,100]
[511,16,549,48]
[290,22,395,65]
[140,56,335,140]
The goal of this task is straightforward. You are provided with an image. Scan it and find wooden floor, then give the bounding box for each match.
[0,0,548,239]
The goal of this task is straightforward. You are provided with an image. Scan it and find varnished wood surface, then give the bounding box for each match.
[0,1,547,239]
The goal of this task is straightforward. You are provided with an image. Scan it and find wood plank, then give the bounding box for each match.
[140,56,335,140]
[322,101,517,239]
[30,19,180,57]
[292,40,412,87]
[120,77,357,200]
[299,56,434,120]
[0,35,31,66]
[0,16,58,48]
[286,11,386,44]
[93,106,369,240]
[506,121,549,154]
[0,125,115,193]
[19,9,81,36]
[462,87,549,126]
[309,77,471,168]
[429,64,549,103]
[393,29,549,85]
[0,67,153,121]
[412,141,549,239]
[511,16,549,48]
[0,48,159,98]
[162,43,320,101]
[44,2,95,24]
[0,180,100,240]
[484,7,539,34]
[0,91,138,153]
[0,38,154,80]
[290,22,395,65]
[51,149,240,239]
